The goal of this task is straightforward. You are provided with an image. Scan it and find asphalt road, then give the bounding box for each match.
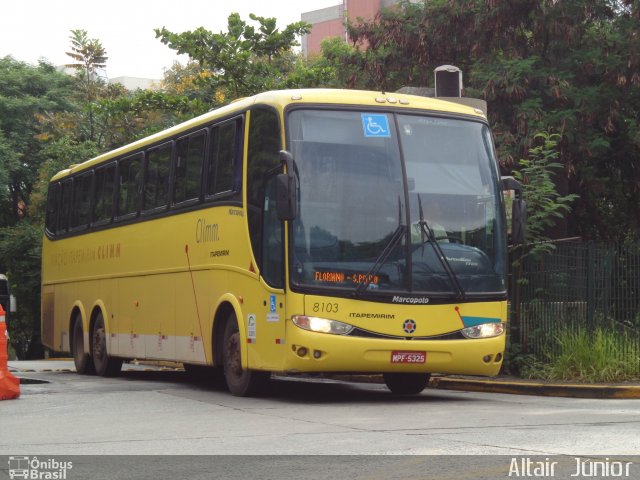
[2,363,640,457]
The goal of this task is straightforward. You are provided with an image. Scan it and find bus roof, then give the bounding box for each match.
[49,88,485,182]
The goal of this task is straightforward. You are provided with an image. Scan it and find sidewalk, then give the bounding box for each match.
[8,360,640,399]
[310,373,640,399]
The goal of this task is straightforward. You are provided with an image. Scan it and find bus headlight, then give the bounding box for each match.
[461,322,505,339]
[292,315,354,335]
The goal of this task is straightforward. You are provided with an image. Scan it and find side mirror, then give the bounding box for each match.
[276,150,298,221]
[511,198,526,245]
[501,176,526,245]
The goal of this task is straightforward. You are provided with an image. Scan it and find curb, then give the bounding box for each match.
[430,377,640,399]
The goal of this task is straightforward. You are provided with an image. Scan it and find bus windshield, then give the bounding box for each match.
[288,109,507,298]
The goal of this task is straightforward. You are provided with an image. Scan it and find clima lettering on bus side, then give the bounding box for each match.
[195,219,220,243]
[97,243,121,260]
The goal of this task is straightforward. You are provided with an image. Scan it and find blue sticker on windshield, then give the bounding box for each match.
[361,113,391,138]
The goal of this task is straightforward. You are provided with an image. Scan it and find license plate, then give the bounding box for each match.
[390,351,426,364]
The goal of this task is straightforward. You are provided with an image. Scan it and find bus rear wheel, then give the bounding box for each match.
[71,315,95,375]
[92,312,122,377]
[222,314,270,396]
[383,372,430,395]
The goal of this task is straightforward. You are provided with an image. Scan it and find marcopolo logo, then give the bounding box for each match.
[392,296,430,305]
[8,456,73,480]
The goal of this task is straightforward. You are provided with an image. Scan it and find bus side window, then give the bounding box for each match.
[45,182,60,234]
[117,154,143,218]
[56,179,73,235]
[174,131,206,206]
[69,171,93,230]
[93,163,116,225]
[206,117,243,199]
[144,142,173,213]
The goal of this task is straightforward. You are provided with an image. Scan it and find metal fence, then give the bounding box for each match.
[510,241,640,363]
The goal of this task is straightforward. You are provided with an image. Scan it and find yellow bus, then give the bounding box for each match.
[41,89,524,396]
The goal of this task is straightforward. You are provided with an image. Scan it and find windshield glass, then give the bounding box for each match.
[288,109,506,297]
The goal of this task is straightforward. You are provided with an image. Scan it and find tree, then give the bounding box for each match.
[155,13,311,99]
[161,61,220,103]
[65,29,109,142]
[65,29,108,85]
[0,57,74,227]
[91,89,210,149]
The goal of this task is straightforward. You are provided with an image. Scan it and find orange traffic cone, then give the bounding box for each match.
[0,304,20,400]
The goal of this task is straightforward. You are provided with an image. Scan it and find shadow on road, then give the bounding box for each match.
[116,369,473,404]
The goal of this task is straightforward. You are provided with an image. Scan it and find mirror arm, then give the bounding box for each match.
[279,150,295,178]
[501,176,523,199]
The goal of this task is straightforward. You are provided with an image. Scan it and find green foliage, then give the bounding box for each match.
[160,61,215,102]
[0,57,74,227]
[317,37,363,89]
[155,13,311,98]
[0,131,19,203]
[65,29,108,83]
[64,30,109,143]
[528,327,640,382]
[0,221,44,358]
[91,89,208,149]
[514,132,579,254]
[502,336,538,377]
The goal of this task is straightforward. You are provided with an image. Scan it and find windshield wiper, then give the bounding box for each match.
[416,194,466,300]
[354,224,405,296]
[354,198,406,296]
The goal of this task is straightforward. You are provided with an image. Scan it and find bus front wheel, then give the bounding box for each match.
[222,314,270,396]
[383,372,430,395]
[92,312,122,377]
[71,315,95,375]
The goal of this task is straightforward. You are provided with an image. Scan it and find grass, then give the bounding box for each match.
[524,327,640,383]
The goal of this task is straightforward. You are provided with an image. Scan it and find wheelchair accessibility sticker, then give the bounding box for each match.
[361,113,391,138]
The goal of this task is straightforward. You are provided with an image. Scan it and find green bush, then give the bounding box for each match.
[530,327,640,383]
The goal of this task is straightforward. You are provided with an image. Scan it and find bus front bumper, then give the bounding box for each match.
[281,325,506,376]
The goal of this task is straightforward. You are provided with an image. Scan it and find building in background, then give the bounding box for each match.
[109,76,159,91]
[301,0,404,57]
[57,66,159,91]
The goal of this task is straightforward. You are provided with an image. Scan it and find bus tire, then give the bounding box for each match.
[92,312,122,377]
[383,372,430,395]
[71,314,95,375]
[222,313,270,396]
